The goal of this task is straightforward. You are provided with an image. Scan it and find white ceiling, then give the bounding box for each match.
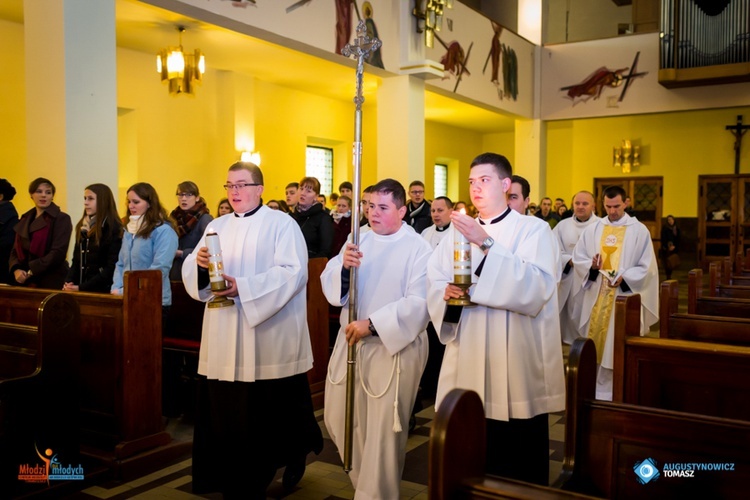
[0,0,516,134]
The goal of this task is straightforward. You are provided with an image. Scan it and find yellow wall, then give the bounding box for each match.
[545,106,750,216]
[0,20,28,212]
[424,121,484,203]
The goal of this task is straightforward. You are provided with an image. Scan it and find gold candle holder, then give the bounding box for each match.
[206,231,234,309]
[449,209,475,306]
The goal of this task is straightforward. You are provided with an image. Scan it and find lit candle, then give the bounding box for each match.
[205,231,226,290]
[453,208,472,285]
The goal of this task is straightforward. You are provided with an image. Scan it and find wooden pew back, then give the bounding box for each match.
[0,271,166,460]
[614,294,750,420]
[688,268,750,316]
[566,339,750,499]
[708,262,750,298]
[721,256,750,285]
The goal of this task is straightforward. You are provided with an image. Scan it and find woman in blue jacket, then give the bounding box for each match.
[111,182,178,311]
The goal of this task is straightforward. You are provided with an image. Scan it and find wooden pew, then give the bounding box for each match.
[661,280,750,346]
[562,338,750,498]
[708,262,750,298]
[429,339,750,499]
[735,248,750,276]
[0,293,80,496]
[307,257,330,409]
[687,269,750,317]
[720,256,750,285]
[0,271,182,478]
[428,389,596,500]
[613,293,750,420]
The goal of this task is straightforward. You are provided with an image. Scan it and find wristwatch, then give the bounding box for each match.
[480,237,495,252]
[368,318,378,337]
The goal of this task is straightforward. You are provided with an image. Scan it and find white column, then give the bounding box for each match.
[24,0,118,213]
[376,75,426,185]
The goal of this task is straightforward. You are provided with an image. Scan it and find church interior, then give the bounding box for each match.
[1,0,749,498]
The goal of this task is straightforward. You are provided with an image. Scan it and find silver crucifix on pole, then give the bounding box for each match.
[340,19,381,474]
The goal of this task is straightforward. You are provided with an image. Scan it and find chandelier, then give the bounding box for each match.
[413,0,453,48]
[156,27,205,95]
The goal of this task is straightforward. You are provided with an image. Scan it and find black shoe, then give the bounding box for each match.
[282,457,306,490]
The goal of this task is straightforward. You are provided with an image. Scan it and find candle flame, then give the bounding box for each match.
[459,208,466,215]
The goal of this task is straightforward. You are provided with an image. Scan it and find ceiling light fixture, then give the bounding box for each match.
[156,26,205,95]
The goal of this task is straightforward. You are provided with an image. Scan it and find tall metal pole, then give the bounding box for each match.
[340,20,381,473]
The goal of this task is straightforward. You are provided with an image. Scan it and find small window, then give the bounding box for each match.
[306,146,333,195]
[434,164,448,199]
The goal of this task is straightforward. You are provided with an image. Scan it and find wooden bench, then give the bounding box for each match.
[734,248,750,276]
[613,293,750,420]
[0,293,80,496]
[563,338,750,498]
[661,280,750,346]
[708,262,750,298]
[687,269,750,317]
[306,257,330,409]
[720,256,750,285]
[0,271,182,478]
[429,339,750,499]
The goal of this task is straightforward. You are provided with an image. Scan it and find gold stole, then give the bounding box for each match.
[587,225,627,364]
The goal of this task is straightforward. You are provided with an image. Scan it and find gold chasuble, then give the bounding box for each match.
[587,225,627,363]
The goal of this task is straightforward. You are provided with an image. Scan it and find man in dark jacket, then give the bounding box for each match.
[403,180,432,234]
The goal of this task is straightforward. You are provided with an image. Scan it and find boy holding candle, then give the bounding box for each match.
[182,161,323,498]
[426,152,565,486]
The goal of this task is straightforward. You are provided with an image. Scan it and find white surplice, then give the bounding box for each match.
[321,223,430,500]
[427,209,566,422]
[421,223,451,250]
[552,215,600,344]
[182,206,313,382]
[571,213,658,399]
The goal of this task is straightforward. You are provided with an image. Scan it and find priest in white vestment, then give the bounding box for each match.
[183,162,322,498]
[571,186,658,401]
[427,153,565,486]
[552,191,600,344]
[321,179,431,500]
[421,196,453,249]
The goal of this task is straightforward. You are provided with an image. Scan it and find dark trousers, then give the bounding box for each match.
[485,413,550,486]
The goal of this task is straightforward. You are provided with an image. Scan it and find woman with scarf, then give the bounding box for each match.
[63,184,124,293]
[169,181,213,281]
[10,177,72,289]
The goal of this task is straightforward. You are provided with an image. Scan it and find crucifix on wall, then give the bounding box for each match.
[726,115,750,174]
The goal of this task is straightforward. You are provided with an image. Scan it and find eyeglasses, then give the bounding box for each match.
[176,192,196,198]
[223,183,261,191]
[410,190,424,195]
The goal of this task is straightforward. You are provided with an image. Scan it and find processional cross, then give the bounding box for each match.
[726,115,750,174]
[340,20,381,474]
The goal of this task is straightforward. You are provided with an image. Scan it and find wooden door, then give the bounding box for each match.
[594,177,663,251]
[739,177,750,260]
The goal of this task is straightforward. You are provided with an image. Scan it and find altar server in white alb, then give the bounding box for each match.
[571,185,658,401]
[552,190,599,344]
[182,162,322,499]
[321,178,431,500]
[427,152,565,486]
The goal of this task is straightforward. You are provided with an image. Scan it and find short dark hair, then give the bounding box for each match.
[176,180,200,197]
[470,152,512,179]
[0,179,17,201]
[339,181,353,192]
[555,197,565,203]
[603,185,627,201]
[409,180,425,189]
[363,185,375,194]
[433,196,453,209]
[372,179,406,208]
[511,175,530,200]
[338,195,352,207]
[229,162,264,185]
[29,177,55,196]
[317,193,327,203]
[286,182,299,190]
